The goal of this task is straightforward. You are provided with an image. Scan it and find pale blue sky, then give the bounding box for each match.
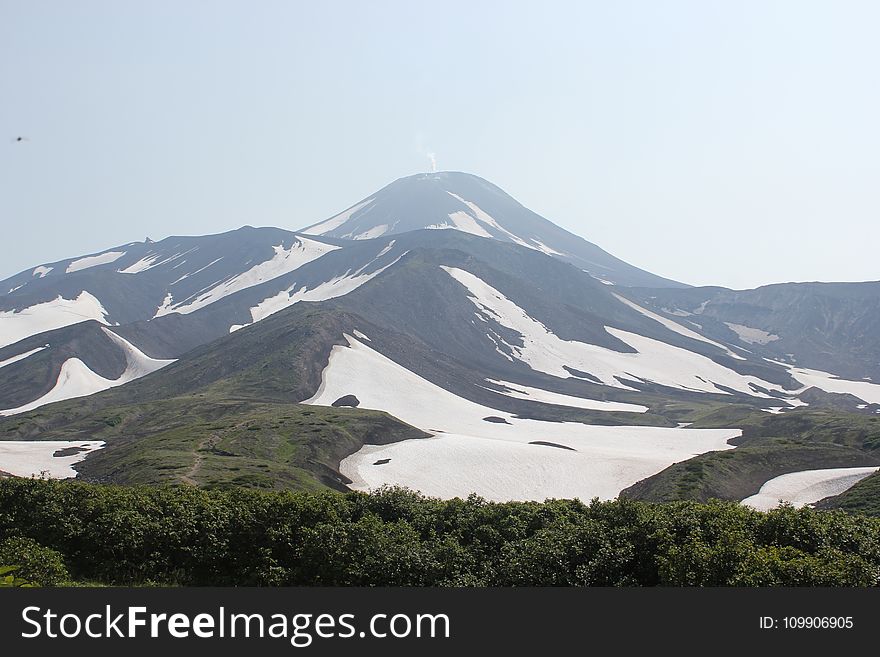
[2,1,878,288]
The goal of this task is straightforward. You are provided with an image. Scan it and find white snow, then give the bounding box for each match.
[302,198,375,235]
[742,467,879,511]
[445,211,494,238]
[615,294,745,360]
[0,359,117,415]
[154,293,173,317]
[0,292,111,349]
[0,328,174,416]
[235,252,407,329]
[0,346,48,370]
[352,330,371,341]
[351,224,389,240]
[32,266,53,278]
[65,251,126,273]
[307,334,740,502]
[442,266,787,399]
[8,284,24,294]
[761,407,785,414]
[118,254,163,274]
[157,237,339,316]
[100,328,175,381]
[376,240,396,259]
[531,240,565,256]
[725,322,780,345]
[767,360,880,405]
[0,441,106,479]
[169,256,223,284]
[117,248,198,275]
[445,192,537,250]
[483,379,649,413]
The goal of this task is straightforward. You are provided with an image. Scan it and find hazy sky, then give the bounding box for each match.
[2,1,878,289]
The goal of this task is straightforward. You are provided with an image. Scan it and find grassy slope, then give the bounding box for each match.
[2,395,427,491]
[621,409,880,503]
[0,305,429,491]
[816,470,880,516]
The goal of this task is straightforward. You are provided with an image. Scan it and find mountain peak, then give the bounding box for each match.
[301,172,686,288]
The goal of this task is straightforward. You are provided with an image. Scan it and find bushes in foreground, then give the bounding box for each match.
[0,478,878,586]
[0,536,68,586]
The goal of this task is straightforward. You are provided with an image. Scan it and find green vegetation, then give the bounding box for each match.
[1,478,879,586]
[0,537,68,586]
[817,470,880,516]
[623,409,880,505]
[2,399,426,491]
[0,567,35,588]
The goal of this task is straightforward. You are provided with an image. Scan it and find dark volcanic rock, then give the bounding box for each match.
[529,441,576,451]
[52,446,90,457]
[332,394,360,408]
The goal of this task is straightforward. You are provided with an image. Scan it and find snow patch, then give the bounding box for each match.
[0,329,174,416]
[768,360,880,405]
[742,467,879,511]
[154,293,173,317]
[0,292,110,349]
[615,294,745,360]
[351,224,389,240]
[32,266,53,278]
[442,266,787,399]
[302,198,375,235]
[235,252,407,329]
[117,248,198,275]
[484,379,649,413]
[445,211,494,238]
[0,346,48,369]
[66,251,126,273]
[376,240,396,259]
[0,441,106,479]
[445,192,537,250]
[725,322,780,345]
[157,237,339,316]
[531,240,564,256]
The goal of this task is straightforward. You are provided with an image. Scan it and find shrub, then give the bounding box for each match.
[0,537,69,586]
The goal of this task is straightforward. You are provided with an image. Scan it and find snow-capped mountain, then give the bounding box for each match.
[2,172,880,503]
[301,172,685,288]
[0,172,688,415]
[0,229,408,413]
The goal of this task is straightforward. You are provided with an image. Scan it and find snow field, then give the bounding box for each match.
[0,292,111,349]
[307,334,740,502]
[0,441,105,479]
[441,266,789,399]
